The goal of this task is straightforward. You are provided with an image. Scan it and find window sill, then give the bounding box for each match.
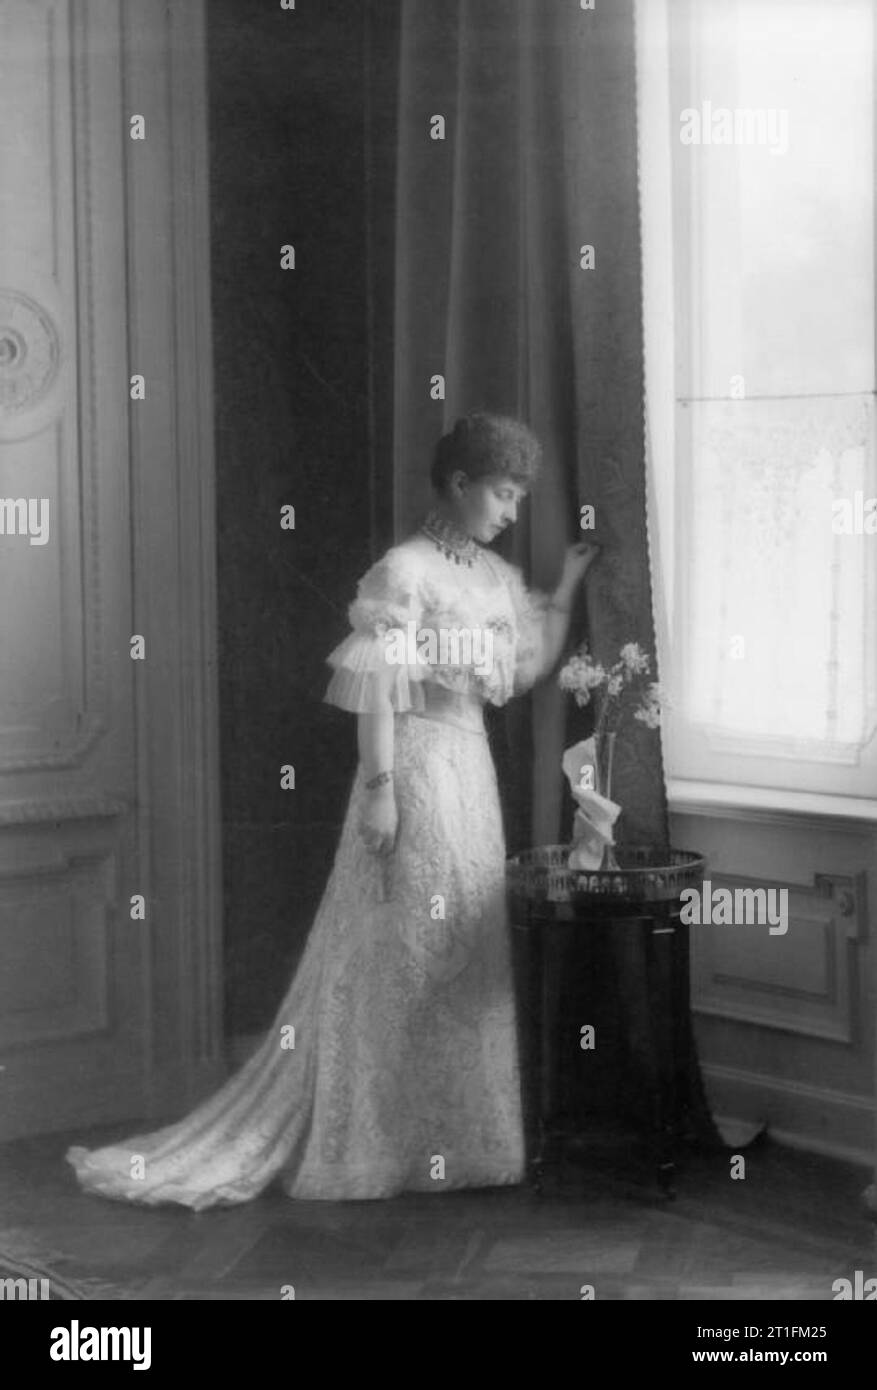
[668,779,877,829]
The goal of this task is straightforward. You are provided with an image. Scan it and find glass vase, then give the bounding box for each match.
[595,729,620,871]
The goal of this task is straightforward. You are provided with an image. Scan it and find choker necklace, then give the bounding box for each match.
[420,510,480,568]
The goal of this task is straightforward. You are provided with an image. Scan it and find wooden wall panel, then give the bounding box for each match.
[0,0,222,1140]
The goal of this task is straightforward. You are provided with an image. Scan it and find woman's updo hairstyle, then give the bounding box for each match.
[430,412,542,496]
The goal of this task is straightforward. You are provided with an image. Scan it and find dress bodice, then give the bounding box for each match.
[324,534,549,715]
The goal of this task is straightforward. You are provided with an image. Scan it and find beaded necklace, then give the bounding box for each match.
[420,509,480,568]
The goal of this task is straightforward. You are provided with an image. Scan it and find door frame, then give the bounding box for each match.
[122,0,224,1115]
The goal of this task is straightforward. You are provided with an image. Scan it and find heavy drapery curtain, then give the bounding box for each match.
[389,0,671,853]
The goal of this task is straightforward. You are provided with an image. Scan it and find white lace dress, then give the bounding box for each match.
[66,534,548,1208]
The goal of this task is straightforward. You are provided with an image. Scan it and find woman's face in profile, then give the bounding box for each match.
[453,473,528,544]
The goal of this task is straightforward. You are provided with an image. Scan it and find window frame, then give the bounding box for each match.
[645,0,877,804]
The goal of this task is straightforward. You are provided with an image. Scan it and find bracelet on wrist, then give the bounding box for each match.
[365,770,394,792]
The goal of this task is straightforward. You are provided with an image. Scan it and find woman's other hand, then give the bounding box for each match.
[359,785,398,855]
[553,542,601,609]
[561,540,601,591]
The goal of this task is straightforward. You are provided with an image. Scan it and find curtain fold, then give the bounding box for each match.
[393,0,670,853]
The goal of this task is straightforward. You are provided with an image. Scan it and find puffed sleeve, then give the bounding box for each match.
[323,547,428,714]
[504,562,552,696]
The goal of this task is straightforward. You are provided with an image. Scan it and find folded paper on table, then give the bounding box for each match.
[569,794,621,869]
[562,737,622,871]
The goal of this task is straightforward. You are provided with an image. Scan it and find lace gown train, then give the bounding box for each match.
[67,535,545,1209]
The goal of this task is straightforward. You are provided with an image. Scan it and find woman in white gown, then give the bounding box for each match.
[67,413,597,1209]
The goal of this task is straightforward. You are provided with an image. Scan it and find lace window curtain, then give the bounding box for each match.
[639,0,877,798]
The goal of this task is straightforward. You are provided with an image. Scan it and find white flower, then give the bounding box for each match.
[560,642,662,736]
[632,680,665,728]
[633,705,662,729]
[646,679,669,707]
[619,642,651,675]
[558,652,606,697]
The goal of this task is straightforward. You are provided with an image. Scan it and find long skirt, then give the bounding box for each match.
[66,711,525,1209]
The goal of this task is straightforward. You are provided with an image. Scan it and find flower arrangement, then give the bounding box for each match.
[558,640,665,736]
[558,642,667,871]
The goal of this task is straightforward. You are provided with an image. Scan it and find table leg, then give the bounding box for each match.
[672,915,727,1152]
[647,917,680,1195]
[515,904,547,1191]
[538,920,573,1188]
[611,917,678,1197]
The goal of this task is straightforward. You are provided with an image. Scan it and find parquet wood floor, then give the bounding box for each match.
[1,1127,874,1300]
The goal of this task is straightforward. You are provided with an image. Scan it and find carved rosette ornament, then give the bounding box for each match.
[0,289,61,418]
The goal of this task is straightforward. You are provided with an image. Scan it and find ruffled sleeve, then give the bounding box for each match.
[323,547,427,714]
[503,562,551,696]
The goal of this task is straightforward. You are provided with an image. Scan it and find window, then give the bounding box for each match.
[638,0,876,799]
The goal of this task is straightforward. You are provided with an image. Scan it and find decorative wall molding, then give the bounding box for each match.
[705,1061,874,1168]
[0,289,62,425]
[676,792,875,1175]
[0,848,117,1048]
[692,868,866,1043]
[669,779,877,829]
[0,795,126,827]
[0,0,109,774]
[0,0,221,1140]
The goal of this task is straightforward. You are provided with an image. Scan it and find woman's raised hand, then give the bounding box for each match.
[561,540,601,591]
